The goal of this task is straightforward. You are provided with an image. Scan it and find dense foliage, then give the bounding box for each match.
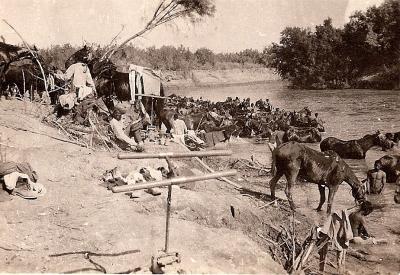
[39,44,266,71]
[269,0,400,89]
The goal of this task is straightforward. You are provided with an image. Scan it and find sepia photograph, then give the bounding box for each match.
[0,0,399,273]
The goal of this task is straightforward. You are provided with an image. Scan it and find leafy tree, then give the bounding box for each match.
[270,27,314,88]
[268,0,400,89]
[104,0,216,60]
[195,47,215,66]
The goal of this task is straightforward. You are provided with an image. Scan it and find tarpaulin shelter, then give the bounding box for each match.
[128,64,162,103]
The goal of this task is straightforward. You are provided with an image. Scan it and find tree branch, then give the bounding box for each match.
[2,19,49,94]
[103,0,215,61]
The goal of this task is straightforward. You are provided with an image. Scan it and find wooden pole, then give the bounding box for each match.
[112,169,237,193]
[118,150,232,159]
[22,69,26,97]
[177,143,243,190]
[0,133,3,162]
[134,93,171,100]
[292,211,296,270]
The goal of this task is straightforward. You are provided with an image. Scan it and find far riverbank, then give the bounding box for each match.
[163,67,280,90]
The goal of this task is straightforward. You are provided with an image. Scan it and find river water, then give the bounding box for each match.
[168,81,400,175]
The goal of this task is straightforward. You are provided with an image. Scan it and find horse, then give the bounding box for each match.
[0,42,34,90]
[320,132,387,159]
[245,118,273,138]
[283,127,322,143]
[269,142,367,213]
[376,155,400,183]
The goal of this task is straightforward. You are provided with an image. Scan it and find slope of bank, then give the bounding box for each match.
[163,67,280,89]
[0,100,284,274]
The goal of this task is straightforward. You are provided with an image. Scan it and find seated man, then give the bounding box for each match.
[56,57,96,102]
[110,109,143,152]
[349,202,387,245]
[365,160,386,194]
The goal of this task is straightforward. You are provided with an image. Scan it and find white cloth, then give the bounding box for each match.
[146,167,163,181]
[78,86,93,100]
[59,93,76,109]
[209,111,220,119]
[142,70,161,95]
[3,172,31,190]
[319,210,353,251]
[48,74,55,90]
[3,171,45,196]
[128,64,161,103]
[125,172,145,185]
[128,70,136,103]
[187,130,204,144]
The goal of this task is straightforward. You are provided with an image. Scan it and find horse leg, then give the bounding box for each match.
[269,170,283,200]
[326,185,339,214]
[316,184,326,212]
[285,168,299,211]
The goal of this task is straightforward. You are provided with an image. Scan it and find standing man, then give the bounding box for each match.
[365,161,386,194]
[171,113,187,144]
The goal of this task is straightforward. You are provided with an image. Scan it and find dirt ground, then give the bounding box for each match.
[0,100,284,274]
[0,100,399,274]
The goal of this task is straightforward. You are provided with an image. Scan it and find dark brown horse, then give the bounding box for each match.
[320,132,387,159]
[283,127,321,143]
[269,142,367,213]
[0,42,34,90]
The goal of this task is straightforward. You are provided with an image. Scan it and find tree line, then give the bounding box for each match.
[268,0,400,89]
[39,44,267,72]
[39,0,399,90]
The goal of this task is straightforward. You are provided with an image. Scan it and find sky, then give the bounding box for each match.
[0,0,384,53]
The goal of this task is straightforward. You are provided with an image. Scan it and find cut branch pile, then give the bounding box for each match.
[43,110,117,151]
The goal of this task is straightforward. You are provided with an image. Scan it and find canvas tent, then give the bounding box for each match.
[128,64,162,103]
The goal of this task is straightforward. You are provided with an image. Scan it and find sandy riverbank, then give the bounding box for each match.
[163,67,280,90]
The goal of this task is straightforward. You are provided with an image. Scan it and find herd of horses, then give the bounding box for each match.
[271,130,400,213]
[1,43,399,213]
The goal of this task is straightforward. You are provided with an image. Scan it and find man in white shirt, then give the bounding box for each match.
[172,113,187,144]
[57,62,96,101]
[110,109,143,151]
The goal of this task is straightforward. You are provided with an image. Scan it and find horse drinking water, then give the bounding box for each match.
[269,142,367,213]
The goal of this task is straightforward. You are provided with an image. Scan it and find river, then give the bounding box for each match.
[167,80,400,175]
